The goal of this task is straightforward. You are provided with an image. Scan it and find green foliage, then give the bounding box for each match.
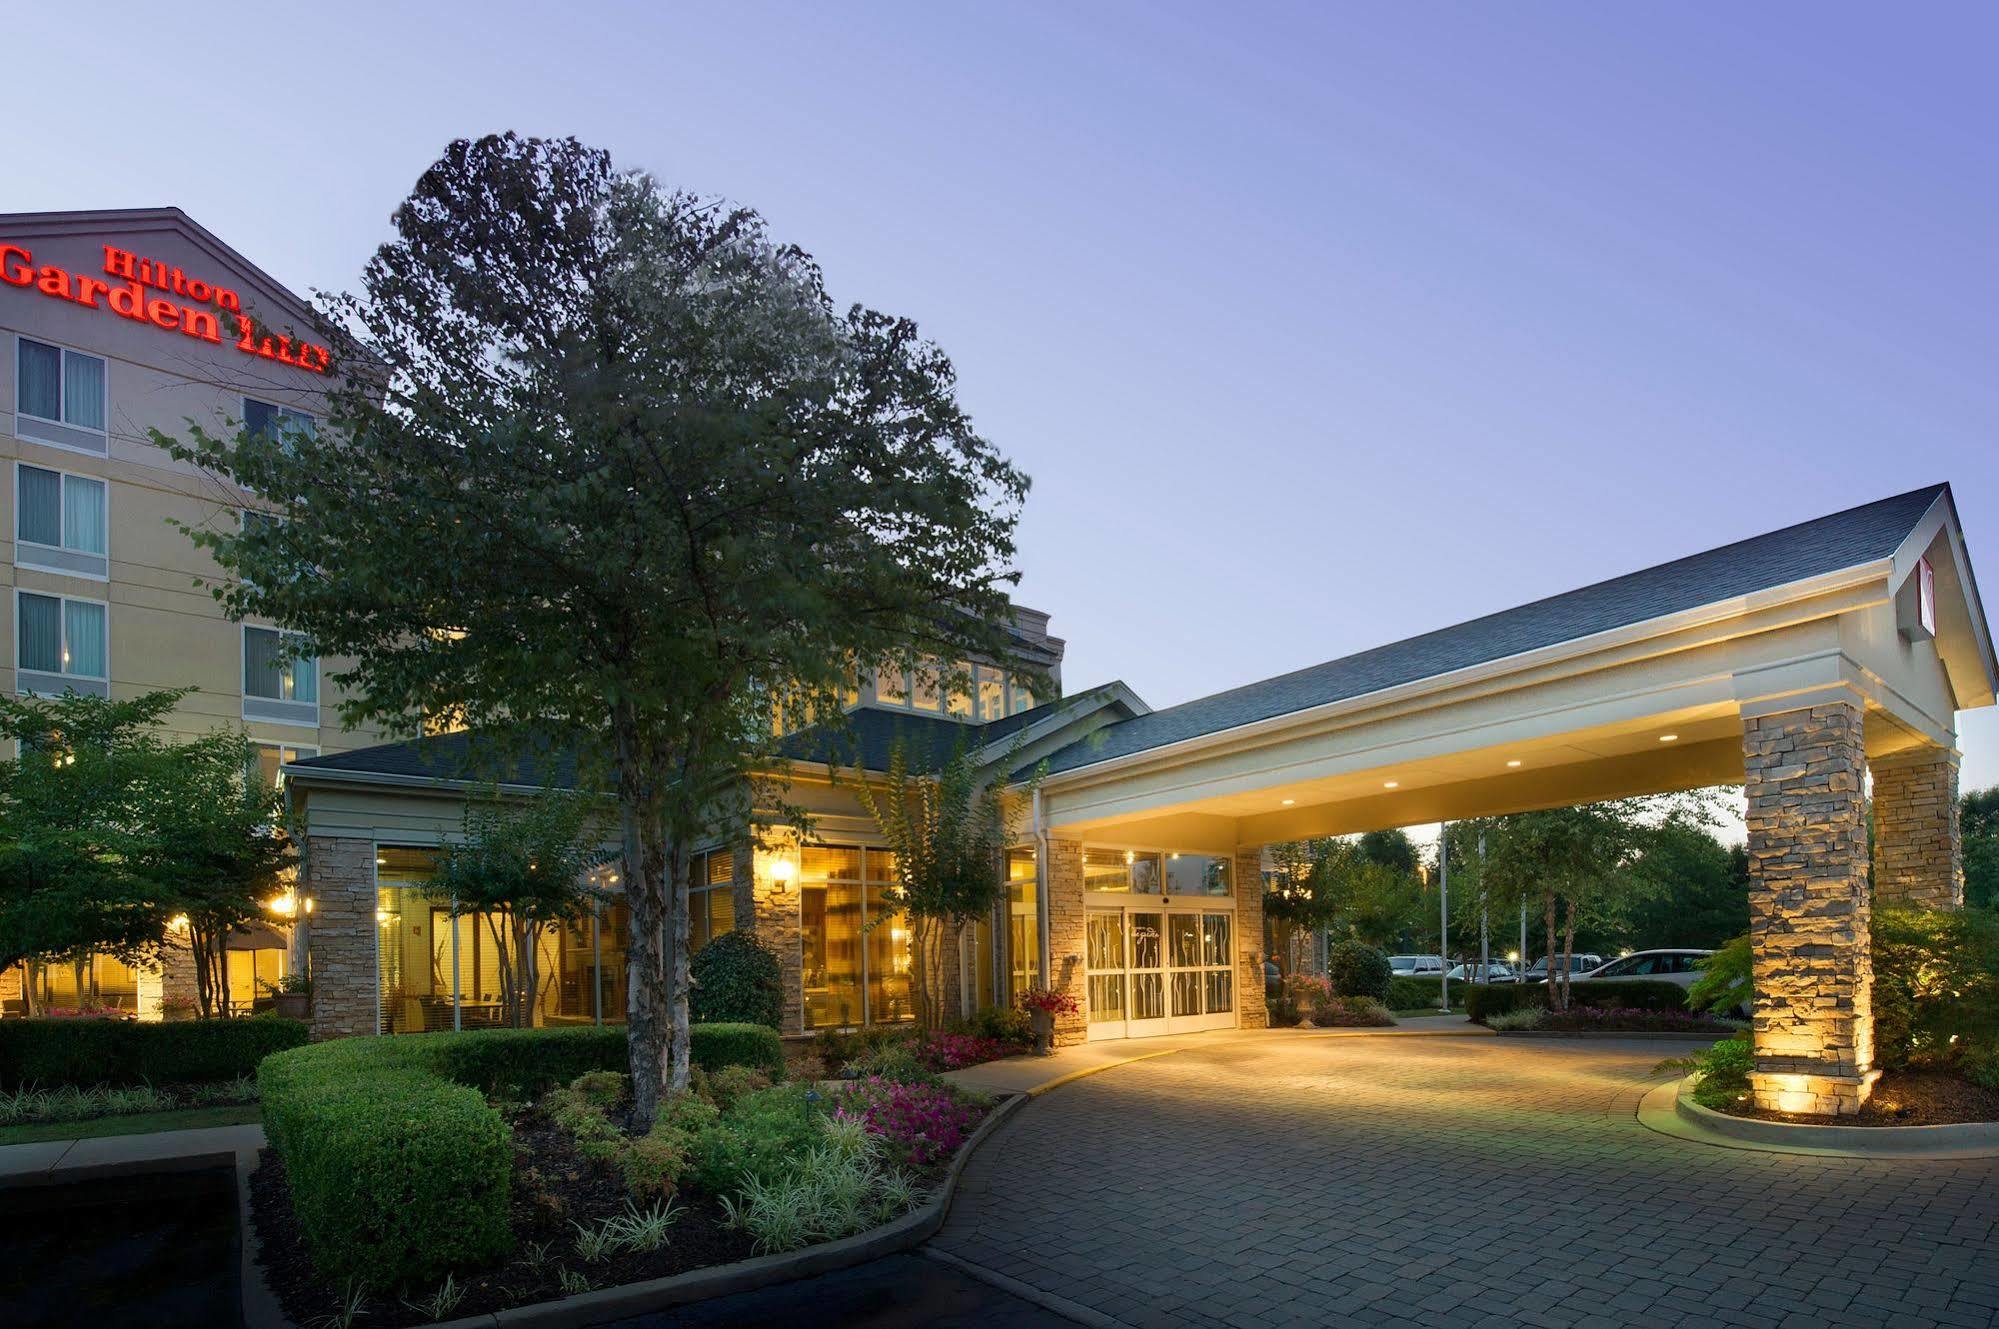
[689,931,785,1029]
[1307,995,1394,1027]
[1266,997,1301,1027]
[428,1025,629,1098]
[689,1082,828,1196]
[0,1015,307,1088]
[1687,934,1752,1014]
[1872,905,1999,1074]
[1619,824,1750,951]
[1565,979,1687,1011]
[962,1005,1032,1045]
[1326,940,1392,1000]
[1686,1034,1753,1109]
[688,1022,786,1079]
[1264,837,1424,952]
[1965,787,1999,912]
[1485,1007,1546,1032]
[1465,984,1545,1023]
[1385,976,1443,1009]
[693,1064,773,1113]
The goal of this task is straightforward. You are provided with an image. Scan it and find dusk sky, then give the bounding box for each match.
[10,3,1996,817]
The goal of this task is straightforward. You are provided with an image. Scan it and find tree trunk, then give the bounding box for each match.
[616,711,673,1131]
[1542,890,1560,1012]
[1558,899,1578,1012]
[667,836,693,1094]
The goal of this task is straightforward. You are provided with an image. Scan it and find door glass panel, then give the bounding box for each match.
[802,846,862,1029]
[1172,969,1203,1016]
[1089,973,1126,1022]
[1202,914,1230,968]
[1205,968,1233,1014]
[1169,915,1201,968]
[1132,971,1165,1020]
[1130,913,1162,969]
[1086,913,1125,970]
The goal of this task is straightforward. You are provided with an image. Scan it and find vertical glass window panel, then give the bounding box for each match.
[63,475,105,554]
[549,917,593,1024]
[1172,970,1202,1017]
[976,668,1006,723]
[801,846,862,1029]
[1009,682,1036,715]
[1202,914,1232,968]
[707,889,735,942]
[706,851,733,888]
[1087,973,1125,1022]
[872,668,907,707]
[243,398,277,440]
[1006,848,1039,992]
[62,352,104,431]
[1168,914,1201,968]
[1204,968,1233,1015]
[599,902,630,1025]
[1132,970,1165,1020]
[17,466,60,546]
[1086,913,1125,971]
[18,339,61,420]
[376,848,447,1034]
[244,627,282,698]
[1128,852,1162,894]
[1129,913,1163,970]
[911,659,943,712]
[690,888,712,953]
[63,600,105,677]
[864,883,913,1025]
[18,593,61,673]
[292,647,319,704]
[1083,847,1134,893]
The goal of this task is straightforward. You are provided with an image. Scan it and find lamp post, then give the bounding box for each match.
[1438,823,1450,1013]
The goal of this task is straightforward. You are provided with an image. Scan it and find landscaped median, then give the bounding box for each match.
[1463,980,1740,1035]
[251,1023,1006,1327]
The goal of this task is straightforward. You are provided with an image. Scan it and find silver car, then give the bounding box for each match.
[1578,949,1713,988]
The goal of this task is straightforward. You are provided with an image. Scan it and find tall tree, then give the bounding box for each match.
[161,135,1030,1124]
[1964,786,1999,912]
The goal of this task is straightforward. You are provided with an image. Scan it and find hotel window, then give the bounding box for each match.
[975,666,1006,722]
[16,464,108,578]
[1083,847,1162,894]
[1007,847,1040,992]
[243,625,318,725]
[251,742,317,792]
[243,397,317,448]
[15,338,107,453]
[800,845,912,1029]
[911,658,944,713]
[17,590,107,697]
[690,849,738,952]
[1164,852,1233,897]
[1009,679,1036,715]
[872,666,909,708]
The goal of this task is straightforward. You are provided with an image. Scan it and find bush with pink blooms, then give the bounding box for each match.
[913,1031,1011,1072]
[834,1075,987,1168]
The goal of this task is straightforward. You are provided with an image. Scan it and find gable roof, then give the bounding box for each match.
[1042,484,1953,776]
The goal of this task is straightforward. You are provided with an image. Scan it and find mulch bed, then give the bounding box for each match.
[1716,1069,1999,1127]
[251,1101,758,1329]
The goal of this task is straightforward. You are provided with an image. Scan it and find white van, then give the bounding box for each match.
[1388,955,1445,976]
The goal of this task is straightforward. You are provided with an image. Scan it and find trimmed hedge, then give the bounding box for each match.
[690,931,785,1029]
[1465,979,1689,1024]
[1386,976,1443,1010]
[261,1022,786,1289]
[0,1015,308,1088]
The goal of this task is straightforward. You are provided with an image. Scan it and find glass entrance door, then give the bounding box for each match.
[1086,905,1234,1039]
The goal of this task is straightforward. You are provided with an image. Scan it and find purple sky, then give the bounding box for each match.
[10,2,1996,804]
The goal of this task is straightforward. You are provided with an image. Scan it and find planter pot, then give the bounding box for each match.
[271,993,311,1020]
[1029,1007,1054,1056]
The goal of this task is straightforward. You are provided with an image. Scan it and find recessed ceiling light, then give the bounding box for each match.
[1659,733,1679,742]
[1383,780,1399,789]
[1281,798,1295,806]
[1505,759,1522,768]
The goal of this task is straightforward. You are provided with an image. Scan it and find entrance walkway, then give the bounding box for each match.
[934,1033,1999,1328]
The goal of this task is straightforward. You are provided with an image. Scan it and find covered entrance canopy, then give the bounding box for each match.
[1031,485,1996,1113]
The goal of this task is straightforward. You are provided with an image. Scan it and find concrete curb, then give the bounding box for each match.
[398,1090,1031,1329]
[1496,1030,1733,1041]
[1635,1075,1999,1159]
[924,1246,1131,1328]
[1016,1048,1184,1096]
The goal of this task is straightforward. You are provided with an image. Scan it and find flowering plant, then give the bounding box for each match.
[914,1031,1009,1072]
[158,994,198,1019]
[834,1075,985,1167]
[1017,987,1079,1016]
[41,1004,125,1020]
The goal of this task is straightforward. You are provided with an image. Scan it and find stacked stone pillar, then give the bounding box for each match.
[1233,846,1270,1029]
[1870,746,1964,910]
[1742,700,1877,1114]
[305,836,382,1039]
[1045,839,1088,1046]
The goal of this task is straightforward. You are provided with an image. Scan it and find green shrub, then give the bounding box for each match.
[690,1022,786,1079]
[812,1024,909,1074]
[1873,905,1999,1074]
[1485,1007,1545,1032]
[1686,1034,1753,1108]
[260,1021,778,1290]
[625,1091,720,1198]
[688,1082,826,1196]
[1565,979,1687,1012]
[850,1042,939,1086]
[0,1015,308,1088]
[1465,983,1544,1023]
[1266,997,1301,1028]
[689,931,785,1030]
[1687,935,1751,1014]
[1386,976,1443,1010]
[963,1005,1032,1045]
[1326,942,1392,1001]
[694,1064,772,1112]
[1308,995,1394,1027]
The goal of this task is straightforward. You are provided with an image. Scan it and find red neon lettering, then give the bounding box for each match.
[146,297,180,331]
[102,245,137,281]
[182,308,221,343]
[108,280,148,322]
[0,245,32,286]
[76,276,109,308]
[36,266,73,299]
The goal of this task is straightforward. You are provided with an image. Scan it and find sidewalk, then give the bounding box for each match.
[944,1017,1491,1097]
[0,1121,265,1186]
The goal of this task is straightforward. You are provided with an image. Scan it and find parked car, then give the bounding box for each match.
[1577,949,1713,988]
[1521,954,1605,983]
[1389,954,1446,976]
[1445,961,1515,983]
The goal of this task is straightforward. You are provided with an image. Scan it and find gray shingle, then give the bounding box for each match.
[1043,484,1948,775]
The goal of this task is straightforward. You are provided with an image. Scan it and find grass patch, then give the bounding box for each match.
[0,1103,263,1145]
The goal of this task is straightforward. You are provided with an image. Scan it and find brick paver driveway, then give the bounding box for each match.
[933,1033,1999,1328]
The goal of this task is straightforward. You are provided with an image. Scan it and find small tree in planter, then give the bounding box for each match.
[850,738,1026,1031]
[431,790,608,1029]
[1017,987,1079,1055]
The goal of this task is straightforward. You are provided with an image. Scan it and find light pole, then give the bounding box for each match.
[1438,822,1450,1013]
[1478,830,1488,984]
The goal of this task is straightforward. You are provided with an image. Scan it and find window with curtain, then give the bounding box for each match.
[17,592,106,680]
[17,465,106,556]
[243,398,316,449]
[16,339,105,432]
[689,849,738,953]
[244,626,318,702]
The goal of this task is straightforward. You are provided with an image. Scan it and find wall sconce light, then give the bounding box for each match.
[167,914,190,934]
[770,859,797,892]
[303,897,315,915]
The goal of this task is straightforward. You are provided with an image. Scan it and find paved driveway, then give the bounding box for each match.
[933,1033,1999,1329]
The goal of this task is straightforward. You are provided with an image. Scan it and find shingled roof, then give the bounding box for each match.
[1041,484,1951,776]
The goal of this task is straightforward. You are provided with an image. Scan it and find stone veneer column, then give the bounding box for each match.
[1233,846,1270,1029]
[1871,747,1964,911]
[157,941,200,1017]
[1742,701,1877,1115]
[1045,839,1088,1046]
[305,836,381,1040]
[749,845,805,1036]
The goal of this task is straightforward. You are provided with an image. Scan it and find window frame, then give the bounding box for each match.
[242,396,317,445]
[14,336,109,456]
[13,461,109,580]
[240,622,320,727]
[14,587,110,696]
